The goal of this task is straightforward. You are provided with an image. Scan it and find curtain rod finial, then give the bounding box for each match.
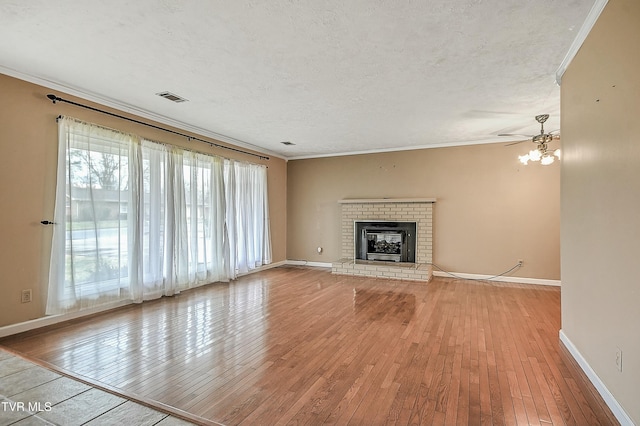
[47,94,58,103]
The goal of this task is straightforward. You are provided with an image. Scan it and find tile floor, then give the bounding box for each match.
[0,349,198,426]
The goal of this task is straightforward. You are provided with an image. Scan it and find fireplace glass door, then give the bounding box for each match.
[355,221,416,263]
[366,231,403,262]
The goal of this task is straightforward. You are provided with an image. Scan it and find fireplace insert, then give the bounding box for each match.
[355,221,417,263]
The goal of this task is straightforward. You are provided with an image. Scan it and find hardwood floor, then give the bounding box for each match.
[1,267,618,425]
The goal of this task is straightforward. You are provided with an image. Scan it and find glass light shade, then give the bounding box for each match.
[553,149,561,158]
[518,154,530,165]
[529,149,542,161]
[541,155,555,165]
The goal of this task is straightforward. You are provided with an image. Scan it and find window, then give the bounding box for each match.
[46,117,271,315]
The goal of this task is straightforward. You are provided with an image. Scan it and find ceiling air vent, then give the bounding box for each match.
[156,91,188,103]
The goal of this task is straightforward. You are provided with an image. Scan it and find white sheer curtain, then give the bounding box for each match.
[225,160,272,278]
[47,117,270,315]
[181,150,228,287]
[132,143,228,301]
[47,118,137,313]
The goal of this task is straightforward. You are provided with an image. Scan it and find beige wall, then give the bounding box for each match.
[561,0,640,423]
[0,74,287,327]
[287,142,560,280]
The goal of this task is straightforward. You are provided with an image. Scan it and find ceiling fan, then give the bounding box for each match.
[500,114,560,165]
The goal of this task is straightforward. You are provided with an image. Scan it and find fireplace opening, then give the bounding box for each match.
[355,221,417,263]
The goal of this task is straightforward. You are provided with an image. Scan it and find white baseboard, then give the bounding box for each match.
[286,260,333,268]
[237,260,287,276]
[432,270,561,286]
[0,300,133,339]
[559,330,634,426]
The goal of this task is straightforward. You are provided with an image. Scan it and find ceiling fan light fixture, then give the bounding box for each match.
[514,114,560,166]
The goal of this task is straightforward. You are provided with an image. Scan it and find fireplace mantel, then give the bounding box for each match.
[338,198,436,204]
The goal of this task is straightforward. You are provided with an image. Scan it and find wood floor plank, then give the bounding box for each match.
[528,356,567,426]
[0,267,619,425]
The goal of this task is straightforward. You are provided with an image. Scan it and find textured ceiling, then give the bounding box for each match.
[0,1,594,159]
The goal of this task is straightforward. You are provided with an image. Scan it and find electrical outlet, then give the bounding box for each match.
[616,347,623,372]
[21,289,32,303]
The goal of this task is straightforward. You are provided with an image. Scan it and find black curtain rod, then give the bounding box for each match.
[46,94,269,160]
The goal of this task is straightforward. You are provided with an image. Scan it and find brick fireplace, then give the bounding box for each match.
[332,198,435,282]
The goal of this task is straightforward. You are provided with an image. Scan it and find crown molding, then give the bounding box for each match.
[555,0,609,85]
[286,138,507,161]
[1,65,286,161]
